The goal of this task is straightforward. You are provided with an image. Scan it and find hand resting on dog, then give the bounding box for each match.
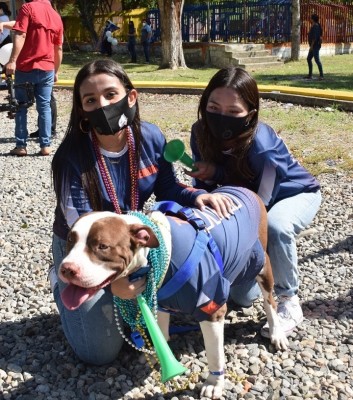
[111,276,146,299]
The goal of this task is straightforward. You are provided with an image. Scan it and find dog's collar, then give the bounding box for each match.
[128,265,151,282]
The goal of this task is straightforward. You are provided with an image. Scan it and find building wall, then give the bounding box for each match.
[267,43,353,60]
[62,8,149,45]
[182,42,353,65]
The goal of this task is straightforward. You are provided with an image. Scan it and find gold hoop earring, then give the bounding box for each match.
[79,119,90,134]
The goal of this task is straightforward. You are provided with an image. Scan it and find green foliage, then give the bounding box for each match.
[56,0,114,42]
[122,0,158,9]
[52,0,74,13]
[56,3,77,17]
[74,0,100,42]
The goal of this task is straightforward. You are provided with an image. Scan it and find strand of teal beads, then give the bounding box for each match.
[113,211,169,332]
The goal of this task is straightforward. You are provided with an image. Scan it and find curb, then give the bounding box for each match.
[55,80,353,111]
[259,92,353,111]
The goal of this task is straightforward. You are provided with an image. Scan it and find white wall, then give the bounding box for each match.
[270,43,353,60]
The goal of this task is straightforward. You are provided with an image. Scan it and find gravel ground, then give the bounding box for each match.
[0,89,352,400]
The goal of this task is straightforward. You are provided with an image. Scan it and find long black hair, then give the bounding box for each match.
[52,59,142,211]
[195,67,259,181]
[0,2,11,16]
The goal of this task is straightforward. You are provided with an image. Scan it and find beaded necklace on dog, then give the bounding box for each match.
[113,211,169,354]
[91,128,139,213]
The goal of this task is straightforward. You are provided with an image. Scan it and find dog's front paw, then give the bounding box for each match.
[200,373,224,399]
[270,327,289,350]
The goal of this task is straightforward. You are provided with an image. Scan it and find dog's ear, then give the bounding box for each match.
[129,224,160,248]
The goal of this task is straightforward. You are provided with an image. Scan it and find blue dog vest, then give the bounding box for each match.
[153,186,265,322]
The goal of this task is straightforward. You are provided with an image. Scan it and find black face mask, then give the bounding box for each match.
[83,95,136,135]
[206,111,250,140]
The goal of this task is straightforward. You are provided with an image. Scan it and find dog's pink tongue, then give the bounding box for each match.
[61,284,96,310]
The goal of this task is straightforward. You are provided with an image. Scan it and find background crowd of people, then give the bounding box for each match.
[99,18,153,64]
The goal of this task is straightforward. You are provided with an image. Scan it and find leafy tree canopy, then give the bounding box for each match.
[120,0,213,11]
[121,0,158,9]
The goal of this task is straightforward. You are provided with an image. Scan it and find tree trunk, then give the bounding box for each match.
[158,0,187,69]
[291,0,301,61]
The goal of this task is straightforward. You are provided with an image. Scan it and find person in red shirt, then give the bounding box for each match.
[5,0,63,157]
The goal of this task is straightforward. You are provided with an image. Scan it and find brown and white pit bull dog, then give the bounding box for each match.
[59,186,288,399]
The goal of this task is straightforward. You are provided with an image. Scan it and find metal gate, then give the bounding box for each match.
[148,0,353,44]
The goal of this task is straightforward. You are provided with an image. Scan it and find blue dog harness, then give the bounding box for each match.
[151,201,224,302]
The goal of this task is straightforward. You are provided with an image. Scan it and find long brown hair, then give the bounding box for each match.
[52,59,142,211]
[196,67,260,181]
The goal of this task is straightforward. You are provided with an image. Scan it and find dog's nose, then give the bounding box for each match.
[60,262,79,280]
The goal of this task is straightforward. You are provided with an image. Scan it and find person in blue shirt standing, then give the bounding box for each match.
[140,18,152,63]
[186,67,322,338]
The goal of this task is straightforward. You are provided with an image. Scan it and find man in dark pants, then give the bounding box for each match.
[306,14,324,80]
[127,21,137,63]
[30,90,57,137]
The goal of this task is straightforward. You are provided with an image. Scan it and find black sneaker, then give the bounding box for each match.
[30,130,57,138]
[29,130,39,138]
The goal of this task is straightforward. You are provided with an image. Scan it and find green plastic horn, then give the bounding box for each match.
[136,295,188,382]
[164,139,197,171]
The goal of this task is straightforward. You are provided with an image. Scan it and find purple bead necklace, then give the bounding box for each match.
[92,128,139,213]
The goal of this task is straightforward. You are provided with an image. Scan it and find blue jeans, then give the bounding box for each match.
[230,190,322,307]
[52,234,124,365]
[142,41,150,62]
[128,40,137,62]
[307,46,323,77]
[15,69,54,148]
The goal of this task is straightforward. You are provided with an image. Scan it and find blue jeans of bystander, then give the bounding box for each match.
[142,41,150,62]
[307,46,324,78]
[14,69,54,149]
